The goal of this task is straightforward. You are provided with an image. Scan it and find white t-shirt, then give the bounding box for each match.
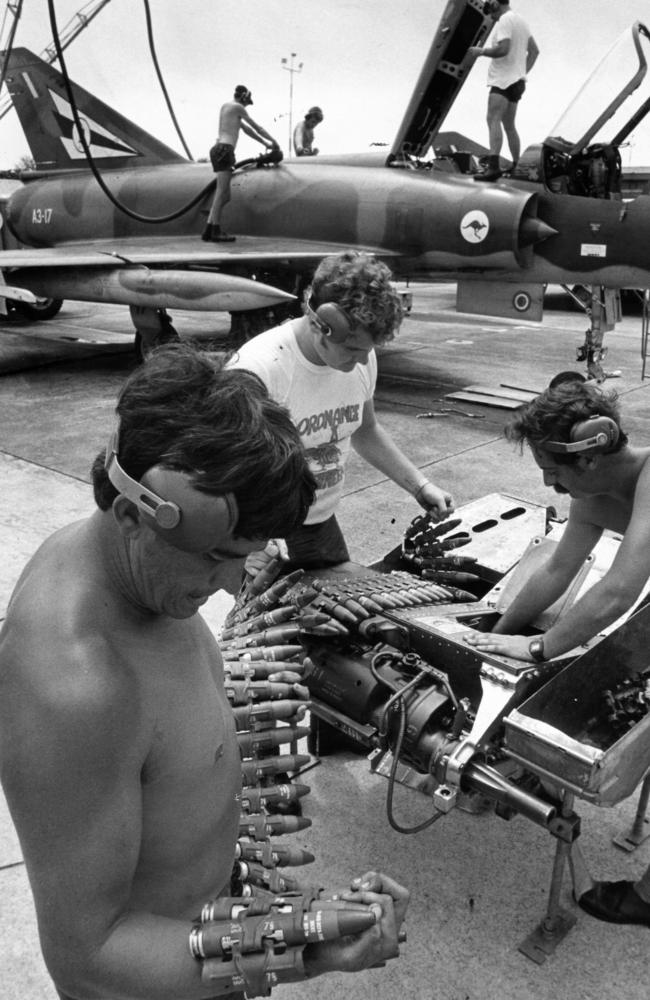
[227,320,376,524]
[487,10,531,89]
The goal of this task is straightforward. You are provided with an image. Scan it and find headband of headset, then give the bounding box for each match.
[105,423,181,529]
[544,414,619,455]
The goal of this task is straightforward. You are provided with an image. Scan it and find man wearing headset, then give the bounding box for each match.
[227,251,454,570]
[293,106,324,156]
[466,374,650,929]
[0,344,409,999]
[203,83,280,243]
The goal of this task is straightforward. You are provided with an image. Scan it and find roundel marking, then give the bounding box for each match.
[460,210,490,244]
[513,291,532,312]
[72,117,92,153]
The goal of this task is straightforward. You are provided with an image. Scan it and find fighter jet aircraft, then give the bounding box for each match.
[1,0,650,374]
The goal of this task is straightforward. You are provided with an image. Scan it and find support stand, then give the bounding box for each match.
[641,290,650,381]
[519,791,584,964]
[613,771,650,852]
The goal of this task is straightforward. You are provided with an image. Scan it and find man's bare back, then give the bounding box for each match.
[218,99,247,147]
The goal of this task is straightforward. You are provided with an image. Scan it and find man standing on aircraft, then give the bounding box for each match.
[0,343,409,999]
[469,0,539,181]
[227,251,454,570]
[293,107,324,156]
[465,375,650,927]
[203,84,280,242]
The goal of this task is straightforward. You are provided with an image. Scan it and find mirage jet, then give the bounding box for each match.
[1,0,650,374]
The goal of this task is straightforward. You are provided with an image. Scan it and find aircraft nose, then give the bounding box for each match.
[519,217,558,248]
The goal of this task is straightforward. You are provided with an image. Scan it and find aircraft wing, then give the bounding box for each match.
[0,236,400,314]
[0,235,399,269]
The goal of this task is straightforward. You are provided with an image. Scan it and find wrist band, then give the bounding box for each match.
[413,482,430,504]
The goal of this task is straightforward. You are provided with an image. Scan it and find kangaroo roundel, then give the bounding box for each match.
[460,210,489,244]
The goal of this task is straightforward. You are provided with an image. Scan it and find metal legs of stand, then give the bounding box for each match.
[613,771,650,852]
[519,791,582,964]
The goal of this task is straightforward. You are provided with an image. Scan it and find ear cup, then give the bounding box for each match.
[570,415,619,452]
[152,499,182,529]
[315,302,348,340]
[546,414,619,454]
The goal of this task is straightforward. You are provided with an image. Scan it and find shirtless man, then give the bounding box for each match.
[464,376,650,929]
[0,344,409,999]
[203,84,279,242]
[293,106,323,156]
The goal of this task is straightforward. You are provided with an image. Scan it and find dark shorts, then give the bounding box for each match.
[209,142,236,172]
[283,514,350,571]
[490,78,526,103]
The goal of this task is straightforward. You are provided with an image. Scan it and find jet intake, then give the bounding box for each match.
[10,267,296,312]
[417,183,556,271]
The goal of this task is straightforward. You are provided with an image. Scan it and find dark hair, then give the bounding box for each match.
[548,370,586,390]
[309,251,402,344]
[505,380,627,464]
[92,344,315,539]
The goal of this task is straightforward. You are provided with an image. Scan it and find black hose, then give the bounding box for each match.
[142,0,193,161]
[47,0,213,224]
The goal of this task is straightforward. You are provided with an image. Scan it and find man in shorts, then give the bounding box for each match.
[469,0,539,181]
[203,84,279,242]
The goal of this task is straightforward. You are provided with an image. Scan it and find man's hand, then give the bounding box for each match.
[242,539,288,582]
[303,871,409,976]
[464,632,535,662]
[414,482,454,521]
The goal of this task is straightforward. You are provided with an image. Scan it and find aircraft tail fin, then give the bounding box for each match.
[2,47,187,171]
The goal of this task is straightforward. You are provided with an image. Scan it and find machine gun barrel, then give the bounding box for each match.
[461,761,556,829]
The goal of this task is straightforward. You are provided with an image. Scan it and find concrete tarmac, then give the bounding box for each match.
[1,286,650,999]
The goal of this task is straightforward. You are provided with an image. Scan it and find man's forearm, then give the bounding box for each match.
[526,39,539,73]
[352,424,426,497]
[537,579,639,659]
[493,564,574,635]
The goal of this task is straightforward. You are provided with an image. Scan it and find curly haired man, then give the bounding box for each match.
[227,251,454,569]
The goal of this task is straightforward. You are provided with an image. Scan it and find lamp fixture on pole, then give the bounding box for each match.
[281,52,303,153]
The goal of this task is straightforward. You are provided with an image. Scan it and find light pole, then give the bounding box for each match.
[281,52,303,153]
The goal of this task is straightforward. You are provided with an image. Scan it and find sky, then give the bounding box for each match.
[2,0,650,169]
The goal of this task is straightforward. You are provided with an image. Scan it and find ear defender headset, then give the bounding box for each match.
[234,85,253,106]
[305,292,352,343]
[104,422,182,530]
[544,414,620,455]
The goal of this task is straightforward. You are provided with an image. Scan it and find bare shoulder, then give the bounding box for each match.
[0,525,139,735]
[635,447,650,484]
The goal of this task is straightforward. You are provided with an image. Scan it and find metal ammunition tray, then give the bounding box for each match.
[505,602,650,805]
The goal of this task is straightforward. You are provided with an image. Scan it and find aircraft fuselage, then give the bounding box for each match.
[6,160,650,291]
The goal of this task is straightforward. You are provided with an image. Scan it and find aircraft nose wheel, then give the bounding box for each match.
[15,297,63,321]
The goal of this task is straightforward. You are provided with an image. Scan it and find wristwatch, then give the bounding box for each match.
[528,637,546,662]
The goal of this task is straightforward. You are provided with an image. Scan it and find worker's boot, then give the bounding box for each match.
[211,225,236,243]
[201,223,215,241]
[475,155,502,182]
